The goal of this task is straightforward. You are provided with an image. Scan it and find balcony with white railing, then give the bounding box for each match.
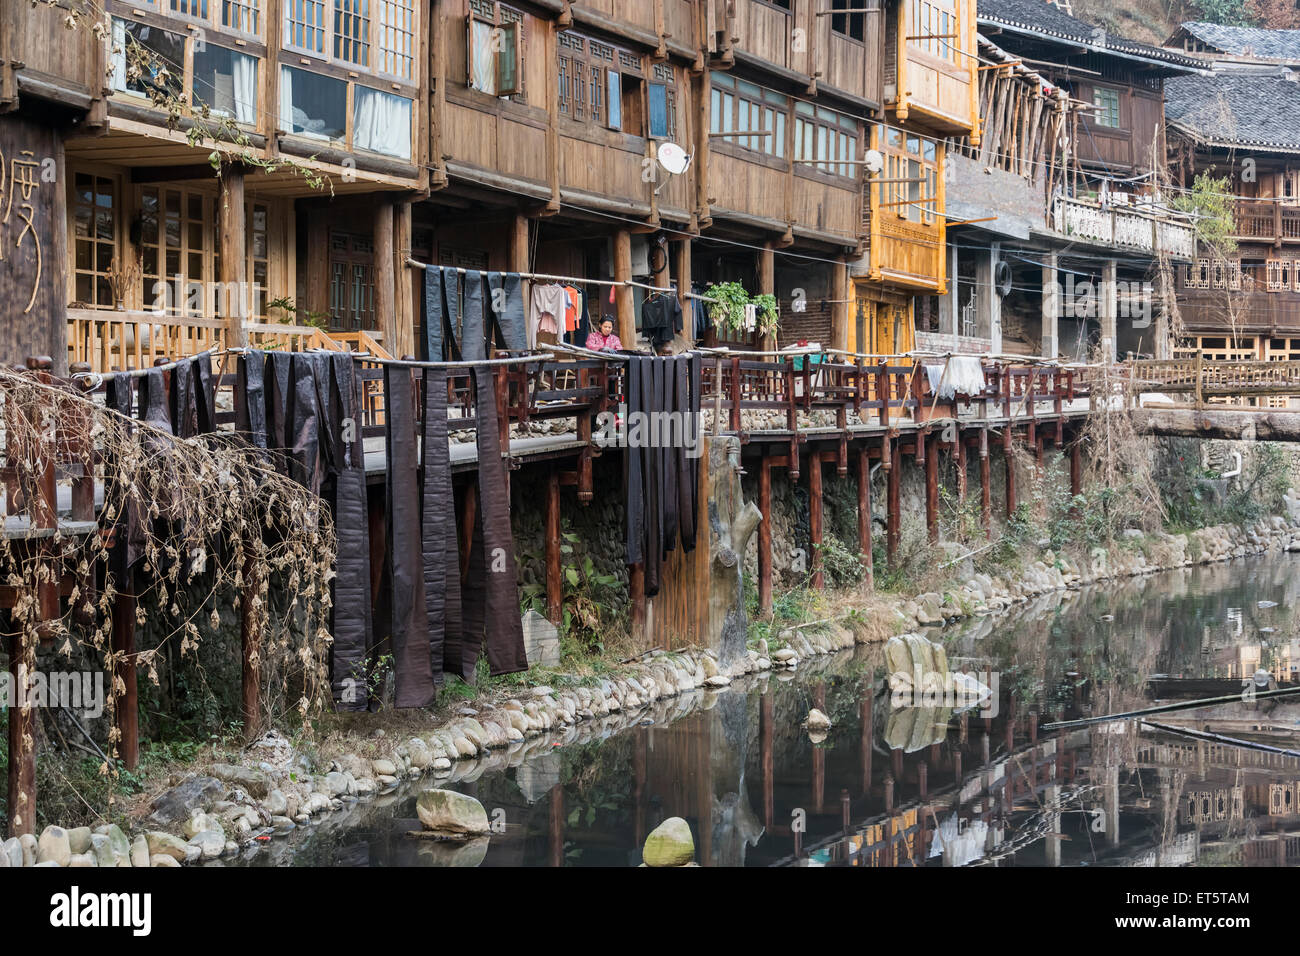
[1052,195,1197,260]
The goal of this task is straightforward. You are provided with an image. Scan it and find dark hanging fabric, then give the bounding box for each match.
[624,355,644,567]
[641,293,684,349]
[640,358,662,597]
[442,268,463,362]
[383,363,436,707]
[661,356,680,553]
[420,367,457,685]
[486,271,527,352]
[287,354,324,494]
[682,354,702,552]
[169,358,198,439]
[137,368,172,436]
[459,365,528,678]
[329,354,371,710]
[424,266,445,362]
[265,351,294,470]
[673,356,693,551]
[105,376,143,582]
[235,353,268,453]
[194,353,215,435]
[461,270,487,362]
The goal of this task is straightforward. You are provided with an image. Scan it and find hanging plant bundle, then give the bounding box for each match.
[704,282,780,336]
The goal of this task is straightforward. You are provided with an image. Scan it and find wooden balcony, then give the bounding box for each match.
[1052,195,1197,260]
[1233,201,1300,244]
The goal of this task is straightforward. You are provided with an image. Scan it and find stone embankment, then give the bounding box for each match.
[9,510,1297,867]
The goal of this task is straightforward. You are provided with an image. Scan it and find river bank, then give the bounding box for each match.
[6,507,1300,867]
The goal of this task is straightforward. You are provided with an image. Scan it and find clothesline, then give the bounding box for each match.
[406,256,722,303]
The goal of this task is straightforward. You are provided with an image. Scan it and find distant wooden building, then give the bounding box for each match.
[1164,22,1300,371]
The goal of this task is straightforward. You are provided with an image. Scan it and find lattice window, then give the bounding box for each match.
[1268,259,1285,291]
[223,0,260,34]
[139,187,213,317]
[1186,258,1210,289]
[72,173,118,309]
[285,0,327,54]
[248,202,270,319]
[374,0,414,78]
[909,0,958,62]
[1212,259,1227,289]
[170,0,210,20]
[711,73,787,158]
[334,0,370,67]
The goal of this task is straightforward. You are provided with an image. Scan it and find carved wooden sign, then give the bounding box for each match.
[0,115,64,368]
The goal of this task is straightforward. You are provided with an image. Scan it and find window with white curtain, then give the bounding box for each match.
[192,44,258,124]
[352,86,411,159]
[279,65,347,141]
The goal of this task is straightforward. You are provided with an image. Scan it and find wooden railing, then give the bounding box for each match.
[1233,200,1300,243]
[1125,357,1300,402]
[68,311,395,372]
[1052,195,1197,259]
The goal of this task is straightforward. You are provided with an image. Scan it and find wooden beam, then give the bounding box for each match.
[6,633,35,836]
[614,229,635,347]
[218,166,247,347]
[545,469,562,625]
[374,200,397,355]
[857,445,873,582]
[886,435,900,567]
[759,454,773,614]
[809,451,823,589]
[925,432,939,543]
[980,426,992,537]
[241,545,262,741]
[112,589,139,772]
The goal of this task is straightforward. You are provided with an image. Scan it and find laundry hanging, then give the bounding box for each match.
[423,266,463,362]
[641,289,684,350]
[624,354,701,596]
[486,271,528,351]
[420,366,458,686]
[530,283,567,347]
[457,364,529,678]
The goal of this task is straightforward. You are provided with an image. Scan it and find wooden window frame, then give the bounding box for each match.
[559,31,644,134]
[795,100,860,182]
[279,0,418,83]
[70,172,121,310]
[709,73,788,160]
[1091,86,1122,130]
[468,0,523,99]
[908,0,959,64]
[876,124,937,223]
[830,0,867,43]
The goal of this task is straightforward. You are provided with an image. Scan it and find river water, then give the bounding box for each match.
[241,553,1300,867]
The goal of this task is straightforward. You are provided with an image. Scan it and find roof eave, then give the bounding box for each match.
[977,18,1211,75]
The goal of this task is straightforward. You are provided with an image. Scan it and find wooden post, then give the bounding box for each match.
[955,428,967,504]
[241,543,262,741]
[374,200,396,354]
[393,200,414,359]
[112,589,139,772]
[545,469,562,624]
[675,239,693,345]
[924,431,939,543]
[6,631,35,836]
[758,241,775,352]
[886,435,900,567]
[857,446,873,580]
[979,426,992,537]
[758,454,773,614]
[614,230,635,348]
[218,166,247,347]
[808,451,824,589]
[1005,430,1018,517]
[831,256,849,352]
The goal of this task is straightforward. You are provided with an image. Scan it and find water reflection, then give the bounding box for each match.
[238,553,1300,868]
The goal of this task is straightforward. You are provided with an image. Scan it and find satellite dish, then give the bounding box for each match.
[657,141,690,175]
[864,148,885,174]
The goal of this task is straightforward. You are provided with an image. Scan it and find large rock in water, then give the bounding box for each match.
[642,817,695,867]
[416,790,490,839]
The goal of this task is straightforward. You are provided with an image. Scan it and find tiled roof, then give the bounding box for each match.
[1173,22,1300,61]
[978,0,1206,71]
[1165,70,1300,152]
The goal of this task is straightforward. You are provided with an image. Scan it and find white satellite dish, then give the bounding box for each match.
[657,141,690,176]
[863,148,884,174]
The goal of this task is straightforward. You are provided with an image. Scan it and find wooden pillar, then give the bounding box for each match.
[808,451,824,589]
[112,589,139,772]
[545,469,562,625]
[1005,429,1018,518]
[886,435,900,567]
[831,256,849,352]
[393,200,414,358]
[240,544,262,741]
[614,229,635,348]
[630,564,646,641]
[758,454,773,613]
[857,446,873,580]
[979,427,992,537]
[924,432,939,543]
[758,241,775,351]
[955,429,967,504]
[218,166,247,347]
[675,238,693,345]
[6,633,35,836]
[548,786,564,867]
[374,200,396,355]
